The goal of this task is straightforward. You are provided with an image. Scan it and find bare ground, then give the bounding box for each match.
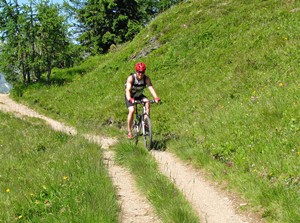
[0,94,264,223]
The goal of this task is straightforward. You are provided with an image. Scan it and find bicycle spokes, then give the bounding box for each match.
[143,116,152,150]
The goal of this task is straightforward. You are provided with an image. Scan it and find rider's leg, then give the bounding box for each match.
[144,102,151,129]
[127,106,135,132]
[145,102,150,117]
[141,96,150,118]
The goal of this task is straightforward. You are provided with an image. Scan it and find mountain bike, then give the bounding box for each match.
[132,100,156,150]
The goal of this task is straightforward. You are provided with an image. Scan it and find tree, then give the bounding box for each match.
[35,0,69,82]
[0,0,23,82]
[0,0,71,83]
[68,0,142,55]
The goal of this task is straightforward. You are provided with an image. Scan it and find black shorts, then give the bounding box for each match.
[125,94,147,108]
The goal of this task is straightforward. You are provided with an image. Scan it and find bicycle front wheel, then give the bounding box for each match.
[133,121,141,145]
[143,116,152,150]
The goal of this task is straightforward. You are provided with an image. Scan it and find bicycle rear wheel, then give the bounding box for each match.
[143,116,152,150]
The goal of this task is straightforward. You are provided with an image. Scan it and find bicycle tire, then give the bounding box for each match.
[133,121,141,145]
[143,116,152,150]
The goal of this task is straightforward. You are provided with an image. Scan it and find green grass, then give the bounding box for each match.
[9,0,300,222]
[0,112,119,222]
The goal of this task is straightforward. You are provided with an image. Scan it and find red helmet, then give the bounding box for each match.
[135,62,146,72]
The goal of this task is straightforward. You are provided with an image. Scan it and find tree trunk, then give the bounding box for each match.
[47,66,52,83]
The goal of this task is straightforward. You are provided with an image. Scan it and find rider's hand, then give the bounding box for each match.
[129,98,135,104]
[155,97,161,103]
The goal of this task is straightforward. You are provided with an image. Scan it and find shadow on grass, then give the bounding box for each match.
[151,139,168,151]
[151,132,180,151]
[124,133,176,151]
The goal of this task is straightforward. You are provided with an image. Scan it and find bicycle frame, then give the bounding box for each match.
[134,101,148,131]
[132,100,155,150]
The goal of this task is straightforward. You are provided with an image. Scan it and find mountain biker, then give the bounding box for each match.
[125,62,160,139]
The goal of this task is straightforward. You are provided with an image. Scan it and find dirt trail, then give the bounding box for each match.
[0,94,263,223]
[151,151,262,223]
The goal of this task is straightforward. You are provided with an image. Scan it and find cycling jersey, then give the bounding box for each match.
[129,73,148,98]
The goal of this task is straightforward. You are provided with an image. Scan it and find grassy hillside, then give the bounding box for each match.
[11,0,299,222]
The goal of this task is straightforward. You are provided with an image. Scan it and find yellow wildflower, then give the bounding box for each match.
[6,188,10,193]
[63,176,69,180]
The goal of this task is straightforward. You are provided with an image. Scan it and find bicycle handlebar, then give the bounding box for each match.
[134,100,157,104]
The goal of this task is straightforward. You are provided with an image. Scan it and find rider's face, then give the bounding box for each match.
[136,71,145,80]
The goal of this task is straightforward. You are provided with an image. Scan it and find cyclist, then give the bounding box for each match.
[125,62,160,139]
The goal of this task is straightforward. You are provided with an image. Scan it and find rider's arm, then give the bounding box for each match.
[125,75,133,101]
[146,76,159,99]
[149,86,159,99]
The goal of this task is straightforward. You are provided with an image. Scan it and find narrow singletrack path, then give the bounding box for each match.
[85,134,161,223]
[1,93,263,223]
[151,151,263,223]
